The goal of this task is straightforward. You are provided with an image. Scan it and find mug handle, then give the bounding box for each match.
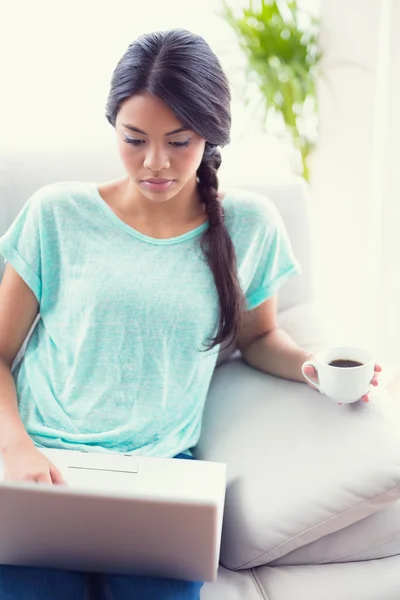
[301,360,322,392]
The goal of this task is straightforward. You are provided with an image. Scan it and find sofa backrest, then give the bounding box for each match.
[0,147,313,312]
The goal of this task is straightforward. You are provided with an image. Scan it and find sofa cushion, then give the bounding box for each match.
[270,498,400,565]
[196,358,400,569]
[201,566,262,600]
[201,557,400,600]
[254,556,400,600]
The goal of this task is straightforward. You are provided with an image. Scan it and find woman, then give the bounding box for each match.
[0,29,380,599]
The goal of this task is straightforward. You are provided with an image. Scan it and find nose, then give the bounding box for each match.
[143,144,170,172]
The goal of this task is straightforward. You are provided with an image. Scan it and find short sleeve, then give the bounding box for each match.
[0,195,42,302]
[244,200,302,311]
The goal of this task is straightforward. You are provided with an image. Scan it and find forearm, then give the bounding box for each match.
[242,327,313,382]
[0,359,30,450]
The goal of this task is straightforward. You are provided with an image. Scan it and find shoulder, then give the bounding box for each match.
[18,182,99,231]
[23,181,95,224]
[25,181,96,215]
[222,187,283,233]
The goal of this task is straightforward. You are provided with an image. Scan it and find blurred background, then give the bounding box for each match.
[1,0,399,380]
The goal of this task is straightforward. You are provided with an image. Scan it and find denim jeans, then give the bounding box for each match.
[0,567,203,599]
[0,453,203,600]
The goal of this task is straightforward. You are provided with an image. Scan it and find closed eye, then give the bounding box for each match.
[169,141,190,148]
[123,136,190,148]
[124,136,144,146]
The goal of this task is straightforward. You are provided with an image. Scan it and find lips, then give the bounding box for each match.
[140,179,176,193]
[143,178,172,184]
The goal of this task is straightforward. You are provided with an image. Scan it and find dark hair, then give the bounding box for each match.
[105,29,244,350]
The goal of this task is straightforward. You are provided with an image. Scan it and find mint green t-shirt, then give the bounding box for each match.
[0,182,301,457]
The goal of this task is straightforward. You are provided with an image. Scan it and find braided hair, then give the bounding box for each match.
[197,144,244,349]
[106,29,244,350]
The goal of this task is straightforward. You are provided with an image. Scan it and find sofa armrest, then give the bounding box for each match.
[196,358,400,570]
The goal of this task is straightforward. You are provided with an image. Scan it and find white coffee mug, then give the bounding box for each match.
[302,346,375,403]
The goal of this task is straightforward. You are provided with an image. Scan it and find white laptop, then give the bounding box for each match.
[0,448,226,582]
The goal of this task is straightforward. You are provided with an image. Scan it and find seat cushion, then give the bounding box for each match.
[201,558,400,600]
[201,566,262,600]
[270,498,400,565]
[196,358,400,569]
[254,556,400,600]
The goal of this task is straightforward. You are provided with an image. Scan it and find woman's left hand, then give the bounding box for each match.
[302,360,382,403]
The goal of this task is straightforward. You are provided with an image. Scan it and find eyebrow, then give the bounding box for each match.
[122,124,190,137]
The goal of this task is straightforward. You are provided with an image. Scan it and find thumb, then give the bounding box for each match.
[50,464,66,485]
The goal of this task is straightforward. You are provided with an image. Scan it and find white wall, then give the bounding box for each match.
[310,0,380,343]
[377,0,400,372]
[311,0,400,376]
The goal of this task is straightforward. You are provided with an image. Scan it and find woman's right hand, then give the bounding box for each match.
[1,437,65,484]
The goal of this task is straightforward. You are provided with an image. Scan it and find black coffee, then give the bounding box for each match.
[329,359,363,368]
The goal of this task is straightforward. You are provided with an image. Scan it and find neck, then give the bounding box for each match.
[121,176,204,225]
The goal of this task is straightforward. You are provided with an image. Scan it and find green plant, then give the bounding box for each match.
[222,0,322,181]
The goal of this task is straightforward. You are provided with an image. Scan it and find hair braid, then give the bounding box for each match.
[197,144,244,350]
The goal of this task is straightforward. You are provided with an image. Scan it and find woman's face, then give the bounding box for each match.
[115,92,206,203]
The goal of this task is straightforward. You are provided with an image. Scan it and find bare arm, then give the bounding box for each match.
[0,263,39,449]
[0,264,65,483]
[237,296,312,382]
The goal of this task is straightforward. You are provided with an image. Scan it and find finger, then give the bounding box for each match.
[302,365,318,382]
[371,376,379,386]
[374,364,382,372]
[35,472,53,484]
[50,465,66,485]
[361,394,369,403]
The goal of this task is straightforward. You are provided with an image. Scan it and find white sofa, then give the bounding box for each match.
[1,146,400,599]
